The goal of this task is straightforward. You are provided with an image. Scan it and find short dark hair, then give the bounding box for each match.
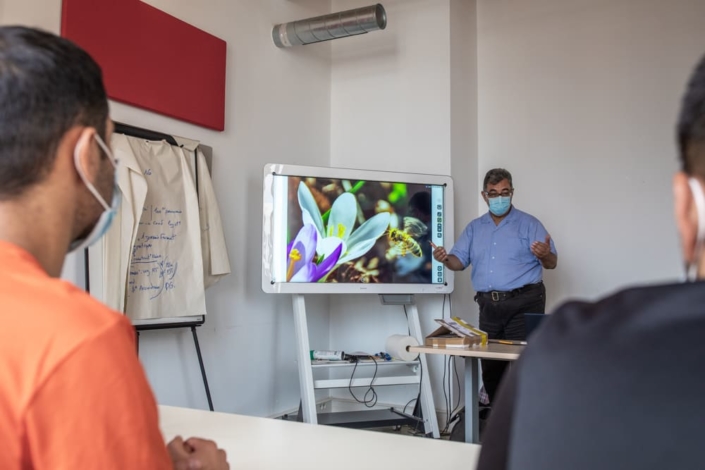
[0,26,108,199]
[678,54,705,177]
[483,168,513,191]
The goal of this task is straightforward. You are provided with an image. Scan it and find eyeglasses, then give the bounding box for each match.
[484,189,513,199]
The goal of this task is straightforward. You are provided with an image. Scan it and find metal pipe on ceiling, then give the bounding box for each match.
[272,4,387,48]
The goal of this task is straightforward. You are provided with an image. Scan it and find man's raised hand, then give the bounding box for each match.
[531,235,552,259]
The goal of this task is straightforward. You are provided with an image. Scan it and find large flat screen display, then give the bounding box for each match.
[262,164,454,294]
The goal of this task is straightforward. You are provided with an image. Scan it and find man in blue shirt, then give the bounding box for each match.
[433,168,557,405]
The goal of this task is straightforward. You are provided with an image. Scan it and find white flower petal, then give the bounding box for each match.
[327,193,357,241]
[297,182,325,237]
[338,239,377,264]
[316,237,345,259]
[346,212,391,249]
[302,210,324,242]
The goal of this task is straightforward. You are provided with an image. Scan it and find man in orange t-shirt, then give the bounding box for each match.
[0,27,228,469]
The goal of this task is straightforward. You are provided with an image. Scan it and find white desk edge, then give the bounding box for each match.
[159,405,480,469]
[409,344,523,361]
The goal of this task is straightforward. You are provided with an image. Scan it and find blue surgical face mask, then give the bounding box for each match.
[488,196,511,217]
[69,133,121,253]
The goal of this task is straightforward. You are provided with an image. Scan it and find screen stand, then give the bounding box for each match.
[293,294,317,424]
[292,294,440,438]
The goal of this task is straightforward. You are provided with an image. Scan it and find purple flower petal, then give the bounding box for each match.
[286,240,294,260]
[286,224,319,281]
[312,242,343,282]
[298,224,318,264]
[290,262,315,282]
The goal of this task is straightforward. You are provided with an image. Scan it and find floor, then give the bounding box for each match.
[280,411,463,441]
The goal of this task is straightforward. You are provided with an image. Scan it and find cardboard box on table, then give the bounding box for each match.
[425,317,488,348]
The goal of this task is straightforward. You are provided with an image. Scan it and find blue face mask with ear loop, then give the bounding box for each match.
[488,195,511,217]
[68,133,121,253]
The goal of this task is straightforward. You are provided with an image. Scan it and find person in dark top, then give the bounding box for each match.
[478,52,705,470]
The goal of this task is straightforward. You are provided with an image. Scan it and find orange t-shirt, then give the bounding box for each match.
[0,241,172,469]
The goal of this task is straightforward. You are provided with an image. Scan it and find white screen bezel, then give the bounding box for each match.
[261,163,455,294]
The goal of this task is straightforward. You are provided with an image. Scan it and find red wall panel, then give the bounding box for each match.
[62,0,227,131]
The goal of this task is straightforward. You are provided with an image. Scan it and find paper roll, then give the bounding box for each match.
[385,334,420,361]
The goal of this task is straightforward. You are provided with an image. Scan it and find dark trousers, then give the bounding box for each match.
[477,282,546,405]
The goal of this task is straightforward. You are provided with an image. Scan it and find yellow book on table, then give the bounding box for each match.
[425,317,488,348]
[451,316,488,346]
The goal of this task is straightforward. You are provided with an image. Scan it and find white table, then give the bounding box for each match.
[159,405,480,469]
[409,343,524,444]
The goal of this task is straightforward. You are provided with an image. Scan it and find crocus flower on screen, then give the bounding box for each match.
[287,224,343,282]
[297,182,390,268]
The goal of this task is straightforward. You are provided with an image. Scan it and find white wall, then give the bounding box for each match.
[1,0,334,417]
[449,0,479,325]
[0,0,59,31]
[477,0,705,308]
[330,0,451,174]
[329,0,461,412]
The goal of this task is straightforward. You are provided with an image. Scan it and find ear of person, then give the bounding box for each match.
[72,128,101,181]
[673,172,698,263]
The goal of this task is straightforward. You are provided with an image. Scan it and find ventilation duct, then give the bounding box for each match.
[272,4,387,48]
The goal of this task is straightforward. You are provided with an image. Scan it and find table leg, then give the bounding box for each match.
[464,357,479,443]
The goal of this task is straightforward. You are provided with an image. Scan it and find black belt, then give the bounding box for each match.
[476,282,543,302]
